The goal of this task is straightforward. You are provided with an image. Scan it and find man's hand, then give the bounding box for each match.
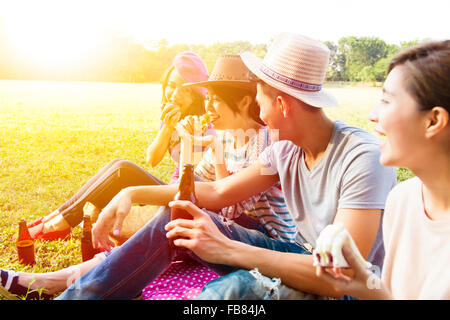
[164,200,234,265]
[315,245,390,299]
[92,189,133,251]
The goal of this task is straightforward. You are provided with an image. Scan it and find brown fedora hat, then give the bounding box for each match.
[184,54,256,90]
[241,33,338,108]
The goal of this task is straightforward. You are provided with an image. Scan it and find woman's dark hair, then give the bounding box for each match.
[160,65,175,105]
[160,66,205,117]
[209,84,265,126]
[388,40,450,113]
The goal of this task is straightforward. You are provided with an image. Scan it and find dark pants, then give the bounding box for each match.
[58,159,166,227]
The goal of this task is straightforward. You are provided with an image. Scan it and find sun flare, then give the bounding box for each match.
[2,4,103,69]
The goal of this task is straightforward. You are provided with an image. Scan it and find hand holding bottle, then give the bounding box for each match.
[165,200,233,265]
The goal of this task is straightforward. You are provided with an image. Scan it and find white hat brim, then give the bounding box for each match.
[241,51,338,108]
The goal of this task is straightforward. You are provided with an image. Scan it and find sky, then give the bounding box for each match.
[0,0,449,49]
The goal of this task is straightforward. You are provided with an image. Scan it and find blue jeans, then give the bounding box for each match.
[195,269,325,300]
[56,206,310,300]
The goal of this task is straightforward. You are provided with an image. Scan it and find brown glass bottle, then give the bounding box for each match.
[171,164,198,221]
[16,219,36,265]
[81,215,96,262]
[170,164,197,257]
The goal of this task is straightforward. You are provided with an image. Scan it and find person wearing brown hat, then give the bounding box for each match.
[51,33,396,300]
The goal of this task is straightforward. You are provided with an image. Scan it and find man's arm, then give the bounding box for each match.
[228,208,381,297]
[93,161,279,249]
[229,208,381,297]
[195,161,280,210]
[127,160,279,210]
[167,205,382,298]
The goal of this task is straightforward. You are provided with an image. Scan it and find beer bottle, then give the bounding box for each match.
[171,164,198,221]
[170,164,197,257]
[81,215,96,262]
[16,219,36,266]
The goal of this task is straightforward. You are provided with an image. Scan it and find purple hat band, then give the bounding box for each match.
[259,64,322,92]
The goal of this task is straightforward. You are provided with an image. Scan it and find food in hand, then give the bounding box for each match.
[160,102,181,124]
[177,113,211,136]
[313,223,372,269]
[200,113,211,132]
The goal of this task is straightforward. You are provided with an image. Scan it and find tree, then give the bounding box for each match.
[336,36,391,81]
[0,23,426,84]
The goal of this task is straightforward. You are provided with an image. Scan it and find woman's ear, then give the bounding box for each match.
[425,106,449,138]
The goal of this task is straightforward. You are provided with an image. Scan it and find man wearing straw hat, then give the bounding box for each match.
[57,33,396,300]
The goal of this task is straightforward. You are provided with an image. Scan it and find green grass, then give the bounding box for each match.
[0,80,177,299]
[0,80,413,299]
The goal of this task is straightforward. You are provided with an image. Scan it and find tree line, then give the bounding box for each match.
[0,28,423,83]
[324,37,421,82]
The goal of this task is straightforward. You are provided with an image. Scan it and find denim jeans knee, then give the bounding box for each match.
[195,269,278,300]
[196,268,325,300]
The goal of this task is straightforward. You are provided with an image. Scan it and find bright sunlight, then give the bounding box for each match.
[5,18,99,67]
[2,2,104,69]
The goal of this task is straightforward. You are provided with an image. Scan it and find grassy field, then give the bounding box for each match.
[0,80,413,299]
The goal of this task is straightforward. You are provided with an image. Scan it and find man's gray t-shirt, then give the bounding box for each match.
[258,121,397,252]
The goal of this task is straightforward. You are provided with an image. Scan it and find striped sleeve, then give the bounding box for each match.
[194,148,216,182]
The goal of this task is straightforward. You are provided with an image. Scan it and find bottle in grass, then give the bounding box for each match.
[81,215,96,262]
[16,219,36,266]
[170,164,197,257]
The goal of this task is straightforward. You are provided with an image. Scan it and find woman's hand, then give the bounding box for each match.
[165,200,234,265]
[92,189,133,251]
[176,122,216,157]
[315,245,391,299]
[160,102,182,128]
[161,87,193,127]
[180,115,197,135]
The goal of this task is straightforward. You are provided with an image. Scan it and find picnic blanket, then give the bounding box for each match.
[142,260,219,300]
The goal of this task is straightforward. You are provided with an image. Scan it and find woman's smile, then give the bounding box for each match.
[373,125,387,148]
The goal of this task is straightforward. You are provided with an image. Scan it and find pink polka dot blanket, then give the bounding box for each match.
[142,260,219,300]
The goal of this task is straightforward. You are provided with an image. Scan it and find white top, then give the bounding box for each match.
[382,177,450,299]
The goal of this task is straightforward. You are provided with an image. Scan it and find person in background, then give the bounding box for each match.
[146,51,214,183]
[316,40,450,300]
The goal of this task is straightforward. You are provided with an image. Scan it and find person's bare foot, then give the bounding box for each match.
[12,210,61,241]
[1,269,55,298]
[28,222,45,238]
[17,271,66,295]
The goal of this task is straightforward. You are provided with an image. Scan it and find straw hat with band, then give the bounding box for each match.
[240,33,338,108]
[184,54,257,92]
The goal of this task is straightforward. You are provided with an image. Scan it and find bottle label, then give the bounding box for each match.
[17,240,35,265]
